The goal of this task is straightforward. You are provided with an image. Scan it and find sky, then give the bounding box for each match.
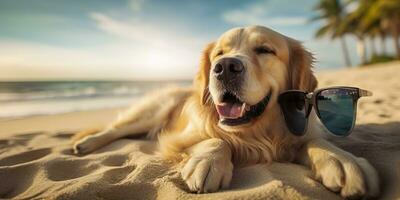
[0,0,389,81]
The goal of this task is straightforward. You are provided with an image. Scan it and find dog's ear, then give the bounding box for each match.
[194,42,215,105]
[288,38,318,91]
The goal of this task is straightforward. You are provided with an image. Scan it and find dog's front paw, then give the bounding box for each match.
[181,139,233,193]
[313,154,379,199]
[73,134,107,154]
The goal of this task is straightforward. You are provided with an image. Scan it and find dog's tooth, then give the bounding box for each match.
[240,103,246,116]
[245,103,251,111]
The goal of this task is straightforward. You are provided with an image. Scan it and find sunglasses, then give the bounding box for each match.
[278,87,372,137]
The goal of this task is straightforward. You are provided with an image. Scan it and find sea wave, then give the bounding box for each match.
[0,80,190,119]
[0,86,141,102]
[0,96,137,121]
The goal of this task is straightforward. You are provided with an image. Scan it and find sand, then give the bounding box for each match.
[1,62,400,200]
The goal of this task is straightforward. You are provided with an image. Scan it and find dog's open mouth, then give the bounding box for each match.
[215,92,271,126]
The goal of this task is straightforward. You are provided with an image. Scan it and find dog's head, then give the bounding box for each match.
[195,25,317,132]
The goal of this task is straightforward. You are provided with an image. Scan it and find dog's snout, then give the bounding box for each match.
[213,58,244,80]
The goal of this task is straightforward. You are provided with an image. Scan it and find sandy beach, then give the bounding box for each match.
[0,62,399,199]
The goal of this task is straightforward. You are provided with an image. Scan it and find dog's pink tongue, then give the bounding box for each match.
[216,103,244,119]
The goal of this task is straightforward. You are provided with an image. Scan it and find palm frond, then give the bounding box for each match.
[315,24,333,38]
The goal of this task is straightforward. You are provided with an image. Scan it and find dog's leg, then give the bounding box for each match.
[73,86,191,154]
[179,138,234,193]
[297,138,380,199]
[73,121,156,154]
[158,131,233,193]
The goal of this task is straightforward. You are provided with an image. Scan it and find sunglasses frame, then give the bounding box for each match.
[279,86,372,137]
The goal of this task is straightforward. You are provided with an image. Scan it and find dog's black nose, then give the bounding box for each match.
[213,57,244,80]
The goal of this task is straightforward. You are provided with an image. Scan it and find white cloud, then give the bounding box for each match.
[222,1,307,26]
[346,1,359,13]
[90,12,206,46]
[90,12,155,43]
[89,12,208,75]
[0,12,210,80]
[0,40,137,80]
[0,39,201,80]
[0,40,103,67]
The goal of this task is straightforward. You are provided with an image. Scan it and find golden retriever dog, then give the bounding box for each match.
[72,25,379,198]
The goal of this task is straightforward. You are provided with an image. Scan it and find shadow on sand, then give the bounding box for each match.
[329,122,400,199]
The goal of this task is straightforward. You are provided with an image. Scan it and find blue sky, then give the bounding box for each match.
[0,0,380,80]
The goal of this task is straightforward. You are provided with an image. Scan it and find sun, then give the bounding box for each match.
[144,48,174,68]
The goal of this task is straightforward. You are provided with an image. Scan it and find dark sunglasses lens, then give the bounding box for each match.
[279,92,307,136]
[317,89,357,136]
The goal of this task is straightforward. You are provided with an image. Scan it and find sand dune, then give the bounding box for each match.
[1,62,400,199]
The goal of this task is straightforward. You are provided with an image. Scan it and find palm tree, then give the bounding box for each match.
[362,0,400,58]
[340,0,375,64]
[368,27,379,57]
[312,0,352,67]
[377,29,388,55]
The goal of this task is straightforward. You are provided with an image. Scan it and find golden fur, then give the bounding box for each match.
[73,26,379,198]
[158,27,318,165]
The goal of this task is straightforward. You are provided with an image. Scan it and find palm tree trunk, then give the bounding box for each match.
[394,31,400,59]
[380,34,387,55]
[339,37,352,67]
[370,37,377,58]
[356,37,367,65]
[394,34,400,59]
[391,23,400,59]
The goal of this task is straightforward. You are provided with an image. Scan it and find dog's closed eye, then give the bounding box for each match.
[254,46,276,55]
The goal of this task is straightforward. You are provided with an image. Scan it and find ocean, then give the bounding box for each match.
[0,81,191,120]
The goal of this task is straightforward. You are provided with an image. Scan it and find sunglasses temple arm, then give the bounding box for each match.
[359,89,373,97]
